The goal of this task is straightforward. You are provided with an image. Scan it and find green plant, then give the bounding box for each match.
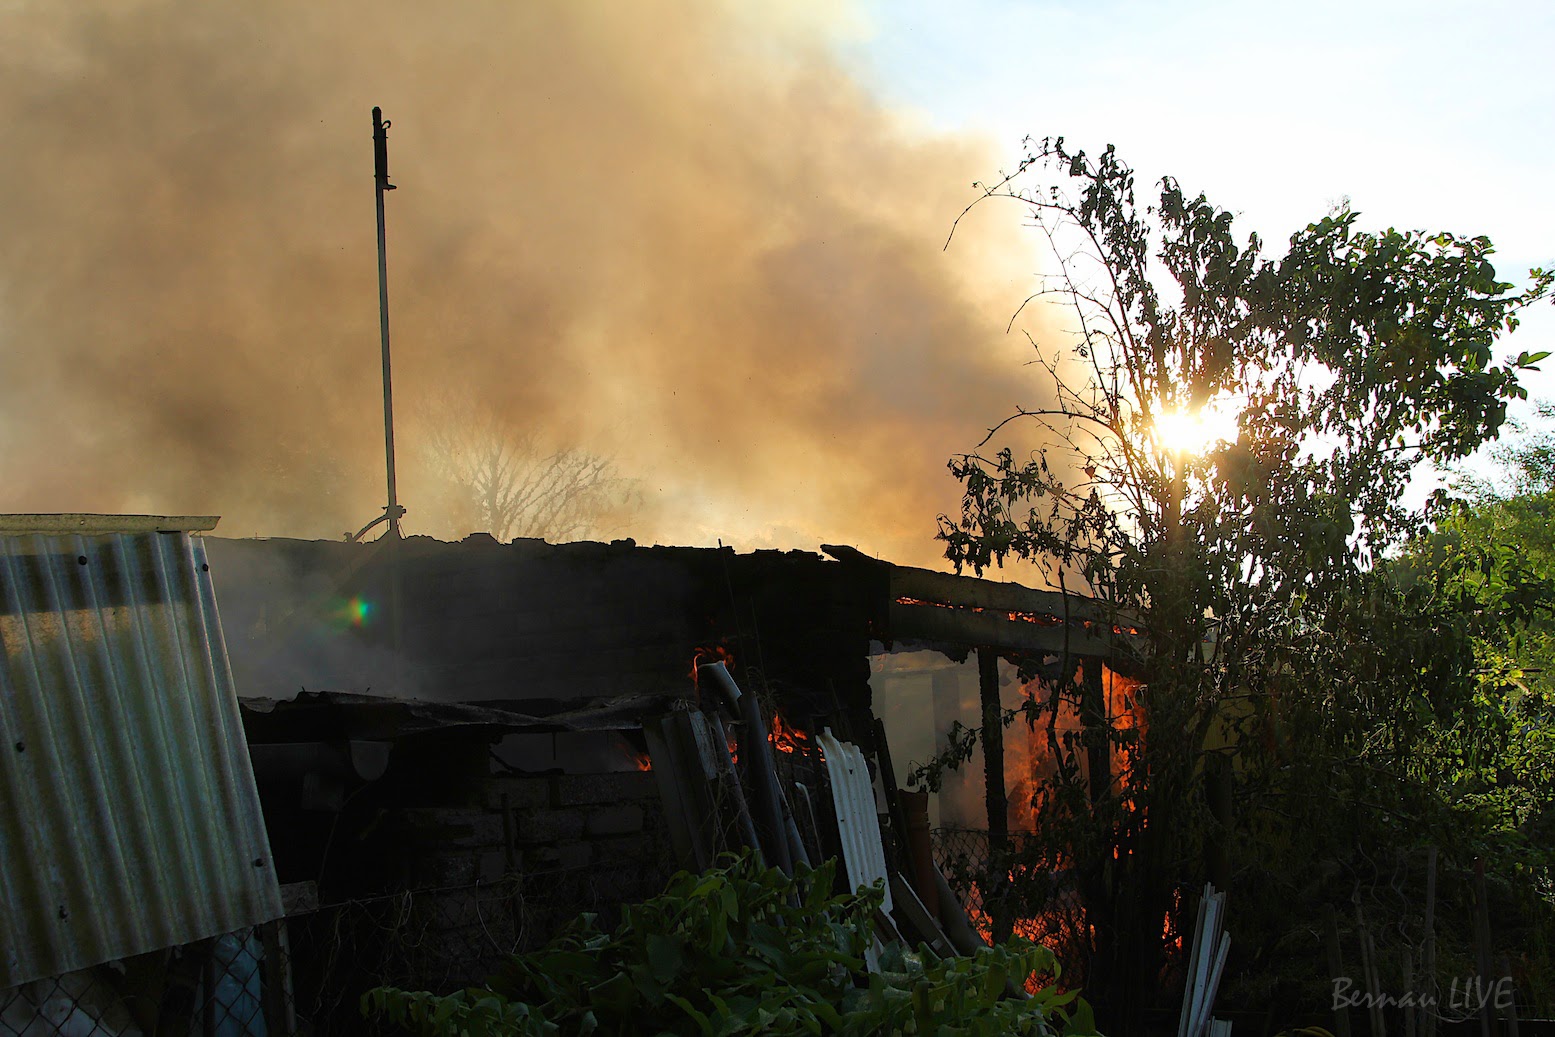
[363,851,1099,1036]
[929,135,1553,1023]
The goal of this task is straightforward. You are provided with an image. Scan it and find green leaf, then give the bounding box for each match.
[665,993,714,1037]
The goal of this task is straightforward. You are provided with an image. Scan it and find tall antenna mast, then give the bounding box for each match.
[352,105,404,543]
[373,106,402,539]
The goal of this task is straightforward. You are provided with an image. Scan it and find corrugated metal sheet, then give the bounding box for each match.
[0,528,283,990]
[816,729,892,914]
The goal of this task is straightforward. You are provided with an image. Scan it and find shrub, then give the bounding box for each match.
[363,851,1099,1036]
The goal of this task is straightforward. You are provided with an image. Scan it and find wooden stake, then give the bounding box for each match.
[1472,859,1493,1037]
[1324,903,1353,1037]
[1423,847,1438,1037]
[1355,897,1386,1037]
[1500,953,1520,1037]
[977,646,1011,943]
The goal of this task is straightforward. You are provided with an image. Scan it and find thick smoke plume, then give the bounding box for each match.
[0,0,1051,568]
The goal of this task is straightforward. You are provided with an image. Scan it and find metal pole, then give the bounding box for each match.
[372,106,402,537]
[372,107,407,697]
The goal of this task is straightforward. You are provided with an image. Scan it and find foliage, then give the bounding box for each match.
[1466,399,1555,498]
[1395,415,1555,861]
[363,851,1100,1037]
[930,136,1552,1018]
[1398,509,1555,832]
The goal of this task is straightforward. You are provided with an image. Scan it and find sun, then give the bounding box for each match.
[1152,403,1239,456]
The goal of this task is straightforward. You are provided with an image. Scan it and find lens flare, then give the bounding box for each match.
[330,595,374,629]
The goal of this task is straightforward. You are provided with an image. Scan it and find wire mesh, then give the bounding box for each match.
[2,843,675,1036]
[930,827,1093,982]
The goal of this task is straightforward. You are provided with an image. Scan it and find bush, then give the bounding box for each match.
[363,851,1099,1036]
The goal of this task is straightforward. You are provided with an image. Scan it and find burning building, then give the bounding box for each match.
[199,533,1136,881]
[3,516,1137,1032]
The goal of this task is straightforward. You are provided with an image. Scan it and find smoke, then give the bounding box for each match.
[0,0,1053,569]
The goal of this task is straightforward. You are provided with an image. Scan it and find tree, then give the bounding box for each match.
[1403,411,1555,830]
[933,137,1551,1022]
[411,390,641,543]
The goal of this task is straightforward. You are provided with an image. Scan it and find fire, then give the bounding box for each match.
[616,734,653,772]
[769,711,809,754]
[1006,664,1147,826]
[1163,889,1183,959]
[942,663,1157,986]
[893,595,1140,636]
[894,595,1061,627]
[961,880,1069,994]
[689,644,736,685]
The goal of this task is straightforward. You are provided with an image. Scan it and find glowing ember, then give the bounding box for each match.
[892,595,1140,636]
[893,595,1063,627]
[1163,889,1183,958]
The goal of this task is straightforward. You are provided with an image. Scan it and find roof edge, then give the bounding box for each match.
[0,514,220,535]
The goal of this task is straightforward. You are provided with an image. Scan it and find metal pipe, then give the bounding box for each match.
[370,107,408,696]
[372,106,402,539]
[699,659,741,712]
[700,662,792,875]
[706,712,764,861]
[931,862,989,954]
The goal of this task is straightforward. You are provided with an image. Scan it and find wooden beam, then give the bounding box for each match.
[822,544,1140,659]
[888,598,1125,657]
[889,562,1112,623]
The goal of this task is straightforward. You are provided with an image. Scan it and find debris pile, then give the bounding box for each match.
[647,658,991,970]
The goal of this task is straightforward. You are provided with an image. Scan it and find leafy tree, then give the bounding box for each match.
[1426,407,1555,701]
[932,137,1551,1022]
[1461,398,1555,497]
[1404,412,1555,834]
[1376,416,1555,1009]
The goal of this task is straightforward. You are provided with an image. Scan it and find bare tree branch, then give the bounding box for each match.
[412,390,641,543]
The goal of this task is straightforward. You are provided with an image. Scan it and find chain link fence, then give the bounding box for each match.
[3,845,674,1036]
[930,827,1092,978]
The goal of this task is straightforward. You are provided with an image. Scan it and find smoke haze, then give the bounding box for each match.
[0,0,1053,569]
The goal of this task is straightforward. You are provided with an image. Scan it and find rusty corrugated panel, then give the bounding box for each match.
[0,528,282,990]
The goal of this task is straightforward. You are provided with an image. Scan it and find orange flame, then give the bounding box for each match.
[961,879,1068,994]
[948,663,1163,986]
[893,595,1062,627]
[1163,889,1183,958]
[892,595,1140,635]
[769,711,809,754]
[690,645,736,686]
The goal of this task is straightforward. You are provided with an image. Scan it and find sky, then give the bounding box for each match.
[847,1,1553,283]
[843,0,1555,487]
[0,1,1548,570]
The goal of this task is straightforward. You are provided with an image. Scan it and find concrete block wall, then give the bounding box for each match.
[332,768,676,981]
[386,769,672,931]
